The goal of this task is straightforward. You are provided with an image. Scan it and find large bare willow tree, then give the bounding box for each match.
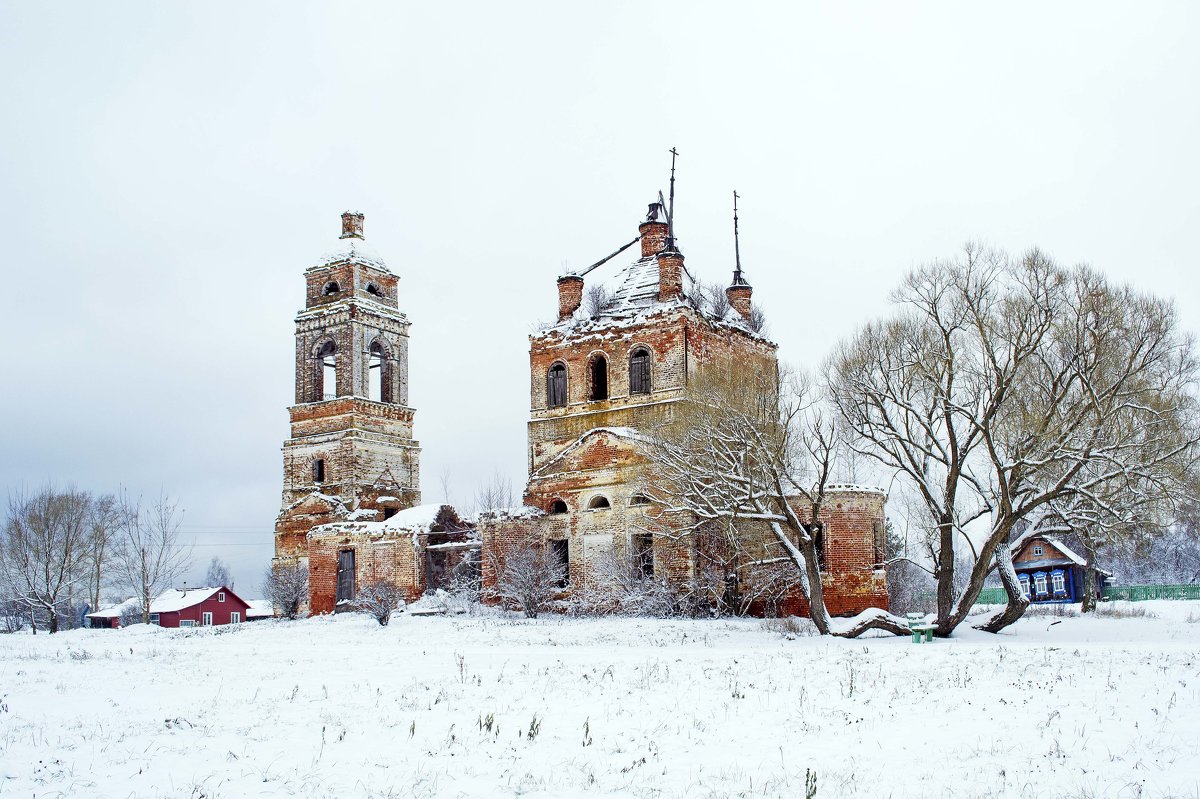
[829,245,1199,636]
[642,365,910,637]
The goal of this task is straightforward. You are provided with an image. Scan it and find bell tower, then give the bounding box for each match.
[274,212,421,562]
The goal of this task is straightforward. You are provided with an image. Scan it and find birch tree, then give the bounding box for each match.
[111,493,192,624]
[829,245,1199,635]
[0,486,94,633]
[642,367,910,637]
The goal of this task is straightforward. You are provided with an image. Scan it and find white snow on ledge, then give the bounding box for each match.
[313,236,390,271]
[824,483,887,496]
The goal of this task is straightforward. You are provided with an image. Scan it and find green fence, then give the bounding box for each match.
[974,583,1200,604]
[975,587,1008,605]
[1101,584,1200,602]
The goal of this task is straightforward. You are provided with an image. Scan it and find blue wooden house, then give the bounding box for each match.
[1012,536,1110,604]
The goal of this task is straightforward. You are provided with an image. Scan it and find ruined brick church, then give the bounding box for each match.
[274,200,888,617]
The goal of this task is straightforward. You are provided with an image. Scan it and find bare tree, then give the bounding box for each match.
[473,468,515,516]
[83,493,120,613]
[264,560,309,619]
[204,556,233,589]
[0,486,95,633]
[568,548,676,617]
[583,283,613,317]
[351,579,404,625]
[829,245,1200,635]
[111,493,192,625]
[488,535,565,618]
[642,367,910,637]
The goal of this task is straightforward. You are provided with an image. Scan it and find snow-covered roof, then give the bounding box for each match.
[1042,536,1086,566]
[149,587,226,614]
[535,246,771,345]
[313,236,390,272]
[308,503,465,539]
[85,597,140,619]
[246,599,274,619]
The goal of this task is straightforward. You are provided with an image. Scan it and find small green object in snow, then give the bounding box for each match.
[907,613,934,643]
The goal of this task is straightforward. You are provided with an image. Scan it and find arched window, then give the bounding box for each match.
[589,354,608,401]
[322,281,340,296]
[549,499,568,514]
[366,282,383,297]
[317,341,337,400]
[588,495,610,510]
[629,347,651,395]
[629,494,650,506]
[368,341,391,403]
[547,362,567,408]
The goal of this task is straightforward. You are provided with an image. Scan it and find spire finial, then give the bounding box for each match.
[732,190,747,286]
[666,147,679,251]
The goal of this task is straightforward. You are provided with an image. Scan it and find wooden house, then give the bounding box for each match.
[148,586,251,628]
[1012,536,1111,604]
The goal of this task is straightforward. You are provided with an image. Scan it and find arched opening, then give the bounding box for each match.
[588,495,610,510]
[629,494,650,506]
[317,341,337,400]
[629,347,651,395]
[366,282,383,297]
[547,362,567,408]
[322,281,340,296]
[812,524,826,572]
[368,341,391,403]
[589,354,608,401]
[549,499,568,514]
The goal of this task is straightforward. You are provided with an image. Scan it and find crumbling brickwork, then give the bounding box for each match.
[274,213,422,596]
[489,202,889,617]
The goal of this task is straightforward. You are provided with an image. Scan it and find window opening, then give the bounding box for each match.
[1034,573,1048,595]
[180,619,196,628]
[1033,545,1043,556]
[813,525,826,572]
[1051,572,1066,593]
[872,519,887,567]
[547,363,567,408]
[632,533,653,578]
[336,549,356,602]
[550,540,569,587]
[322,281,340,296]
[383,507,398,520]
[588,495,610,510]
[318,341,337,400]
[218,592,225,602]
[549,499,568,514]
[589,354,608,401]
[313,458,325,484]
[201,612,213,626]
[230,612,241,624]
[629,495,649,506]
[149,613,160,625]
[366,282,383,297]
[629,347,651,395]
[1018,574,1031,598]
[368,342,384,402]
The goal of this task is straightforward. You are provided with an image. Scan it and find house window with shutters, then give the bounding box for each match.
[337,549,356,602]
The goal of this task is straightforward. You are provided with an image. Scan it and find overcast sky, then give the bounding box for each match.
[1,2,1197,594]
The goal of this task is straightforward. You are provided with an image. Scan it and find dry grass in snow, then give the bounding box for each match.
[0,602,1197,798]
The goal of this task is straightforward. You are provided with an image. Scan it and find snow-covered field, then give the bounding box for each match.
[1,603,1198,799]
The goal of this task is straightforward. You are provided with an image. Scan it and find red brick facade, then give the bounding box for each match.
[273,213,424,610]
[479,202,889,617]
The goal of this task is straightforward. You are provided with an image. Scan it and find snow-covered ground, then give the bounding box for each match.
[1,603,1198,798]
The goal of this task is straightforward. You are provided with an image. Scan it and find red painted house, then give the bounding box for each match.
[148,586,251,628]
